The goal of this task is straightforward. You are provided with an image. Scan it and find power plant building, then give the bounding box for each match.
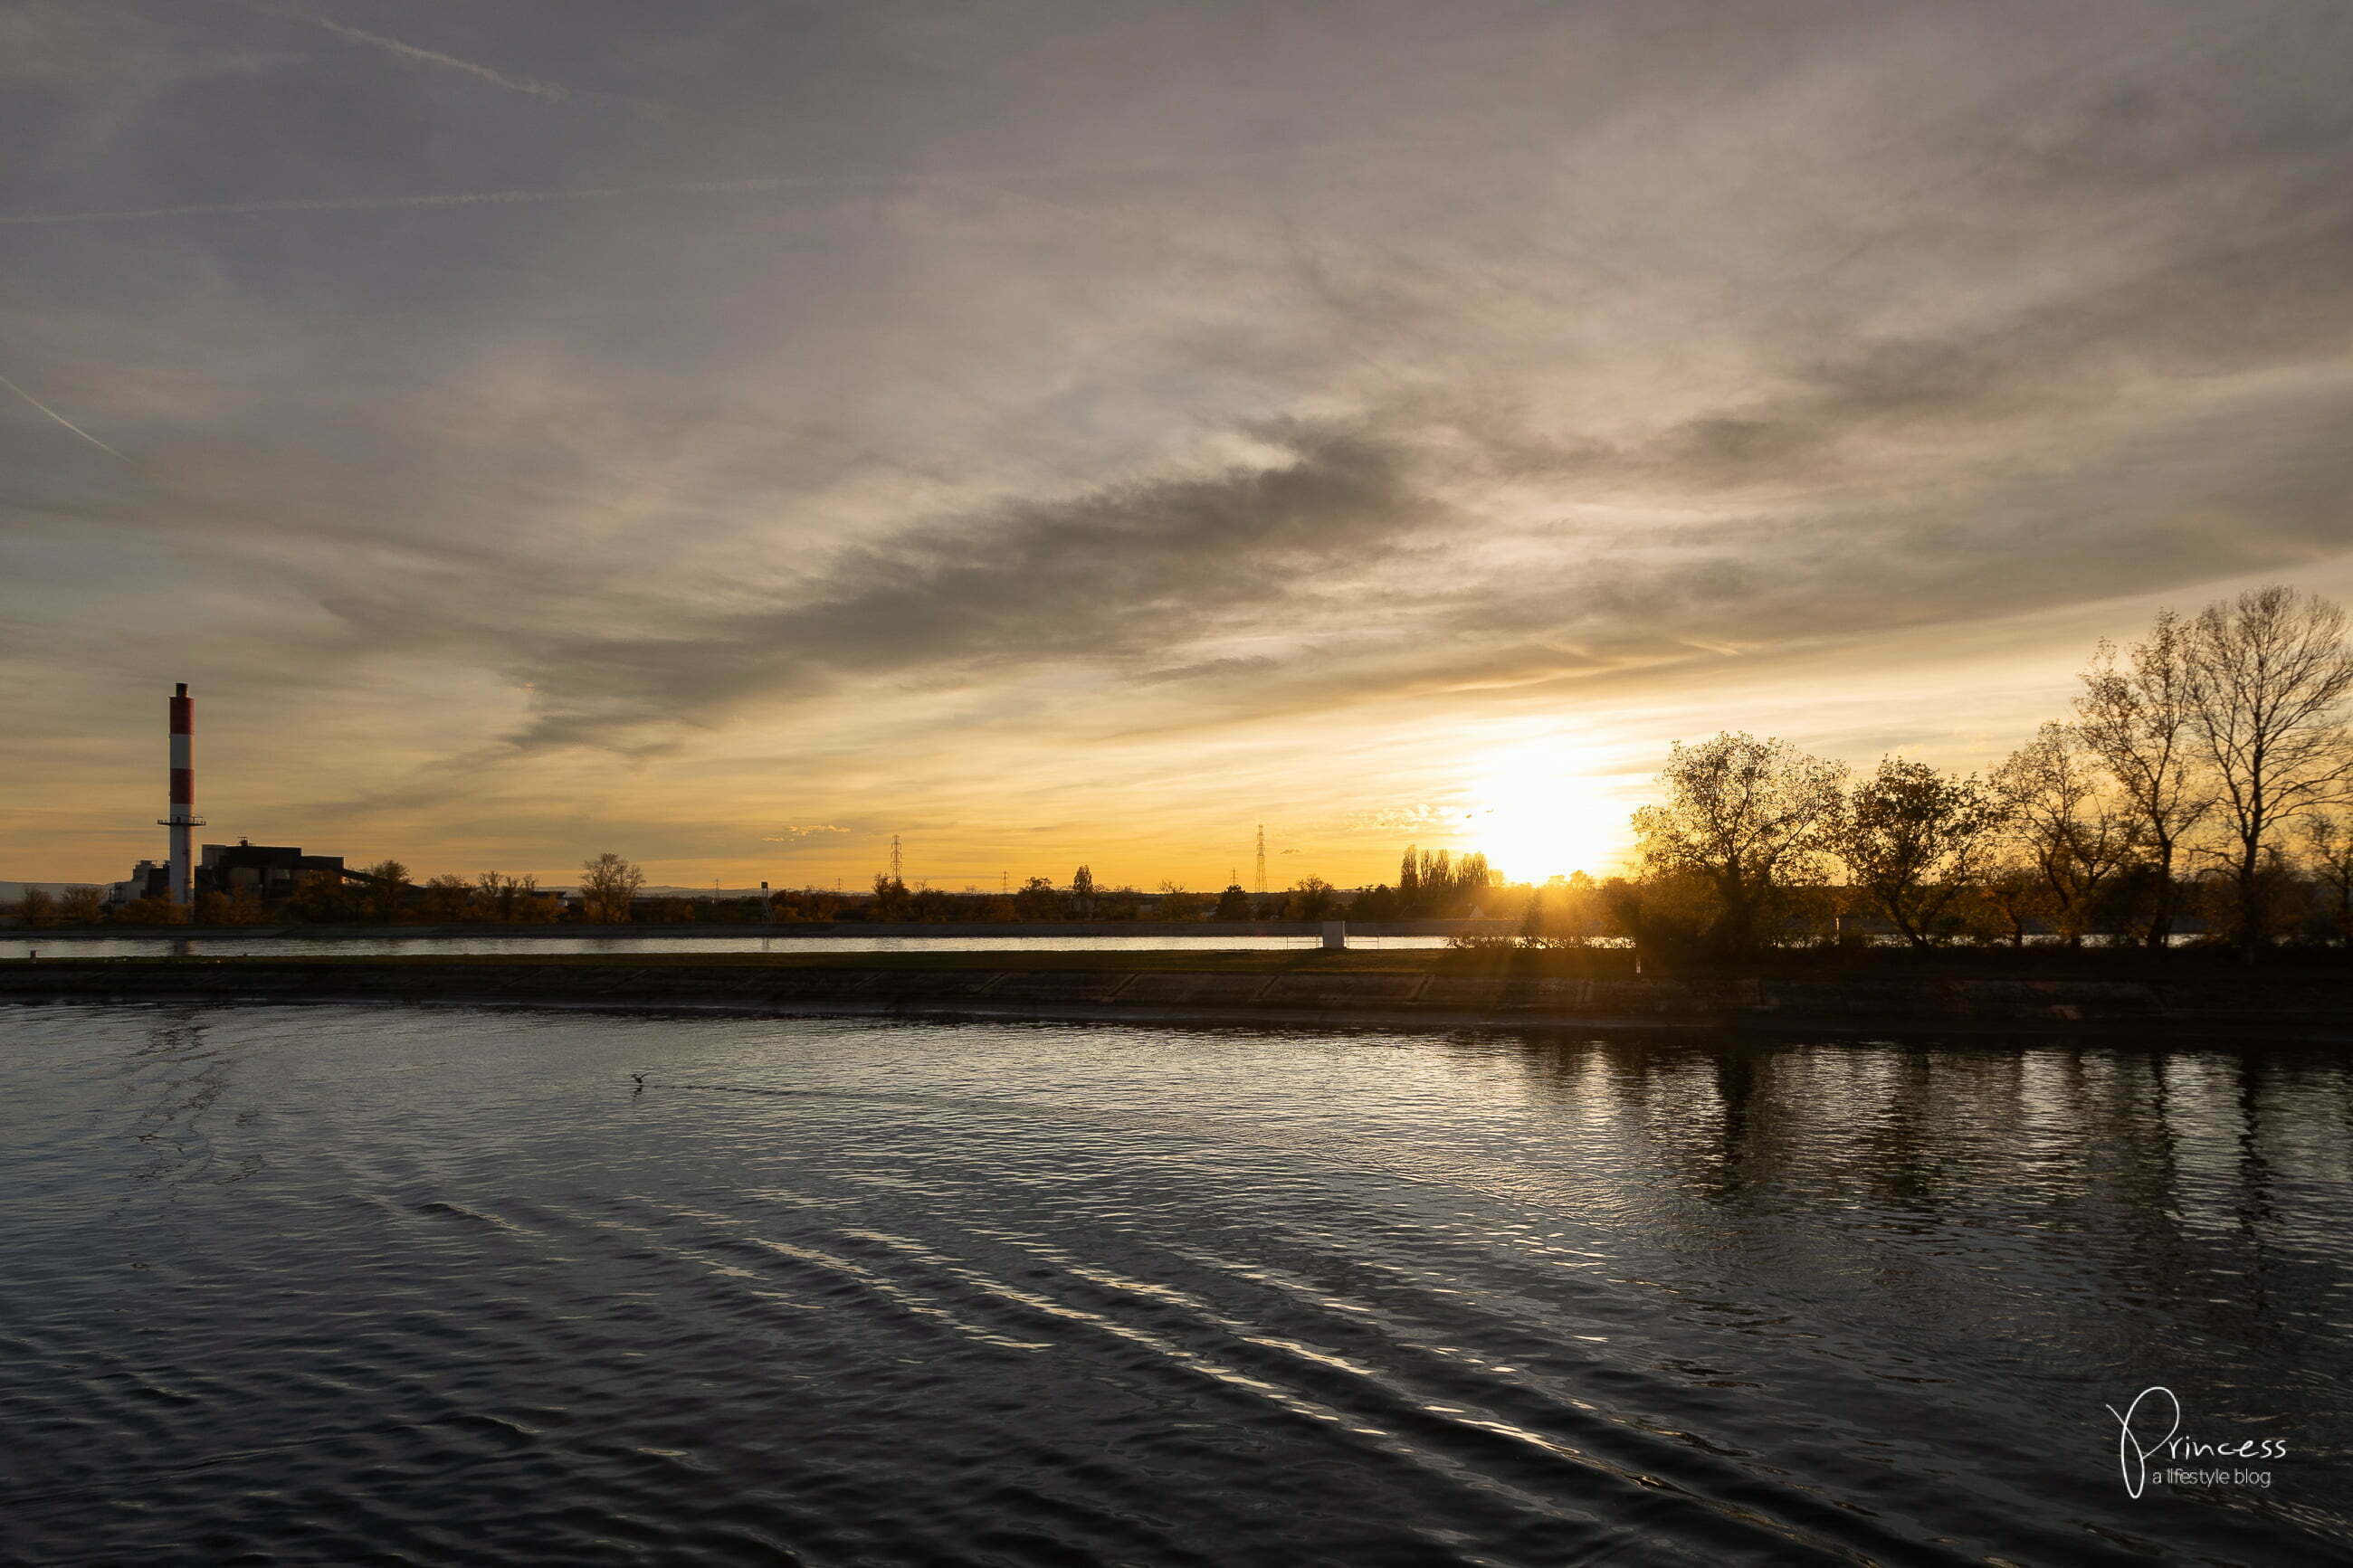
[110,682,348,907]
[112,841,348,905]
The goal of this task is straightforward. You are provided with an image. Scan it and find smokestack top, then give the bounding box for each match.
[176,682,187,697]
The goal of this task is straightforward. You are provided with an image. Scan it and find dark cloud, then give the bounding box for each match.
[494,424,1433,750]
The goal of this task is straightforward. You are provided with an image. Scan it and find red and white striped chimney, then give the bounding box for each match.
[167,682,195,904]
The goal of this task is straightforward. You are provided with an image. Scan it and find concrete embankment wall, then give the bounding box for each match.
[4,962,2348,1040]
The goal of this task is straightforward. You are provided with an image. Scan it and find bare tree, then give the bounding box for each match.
[2184,586,2353,959]
[1631,733,1846,955]
[476,870,544,922]
[578,852,645,924]
[1992,722,2135,947]
[56,886,108,925]
[2074,608,2210,948]
[1834,758,2007,947]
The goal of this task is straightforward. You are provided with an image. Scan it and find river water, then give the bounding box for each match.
[3,1005,2347,1566]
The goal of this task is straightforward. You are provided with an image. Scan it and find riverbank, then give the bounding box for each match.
[1,918,1506,941]
[5,953,2348,1039]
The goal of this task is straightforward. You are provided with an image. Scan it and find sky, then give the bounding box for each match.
[4,0,2351,892]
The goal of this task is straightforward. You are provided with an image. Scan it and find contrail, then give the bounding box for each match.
[0,372,127,459]
[0,177,889,230]
[227,1,572,104]
[0,184,637,226]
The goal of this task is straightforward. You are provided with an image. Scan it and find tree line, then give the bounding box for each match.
[1558,584,2353,962]
[14,585,2343,948]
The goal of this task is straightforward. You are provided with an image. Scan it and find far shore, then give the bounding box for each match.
[2,918,1503,941]
[5,949,2349,1041]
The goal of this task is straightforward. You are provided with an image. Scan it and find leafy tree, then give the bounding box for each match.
[1283,876,1338,921]
[2185,585,2353,959]
[1013,876,1063,921]
[2075,608,2212,948]
[1631,733,1846,955]
[357,860,411,923]
[1834,758,2006,947]
[11,888,54,927]
[867,874,912,920]
[420,874,476,922]
[1071,864,1097,919]
[1966,842,2055,949]
[285,869,358,923]
[578,852,645,923]
[1155,882,1211,920]
[1212,884,1252,921]
[1516,873,1607,949]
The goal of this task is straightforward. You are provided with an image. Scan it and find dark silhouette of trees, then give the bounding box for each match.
[1212,884,1252,920]
[55,886,106,924]
[2076,608,2211,948]
[1393,846,1494,916]
[1993,722,2134,947]
[1632,733,1844,955]
[1155,883,1210,920]
[1014,876,1062,921]
[358,860,411,924]
[867,873,913,920]
[1834,758,2005,947]
[420,873,474,922]
[2299,814,2353,947]
[476,871,556,922]
[1284,876,1338,921]
[2184,586,2353,960]
[578,852,645,923]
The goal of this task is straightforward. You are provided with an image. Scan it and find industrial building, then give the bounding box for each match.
[108,685,351,907]
[111,841,349,905]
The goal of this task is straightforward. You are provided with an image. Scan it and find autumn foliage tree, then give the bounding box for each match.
[1631,733,1845,956]
[1834,758,2006,947]
[578,852,645,923]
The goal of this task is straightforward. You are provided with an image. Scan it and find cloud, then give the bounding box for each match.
[488,423,1436,752]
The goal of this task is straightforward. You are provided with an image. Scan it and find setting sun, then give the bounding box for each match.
[1465,740,1632,883]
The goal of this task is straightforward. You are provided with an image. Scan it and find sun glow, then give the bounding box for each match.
[1466,740,1632,883]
